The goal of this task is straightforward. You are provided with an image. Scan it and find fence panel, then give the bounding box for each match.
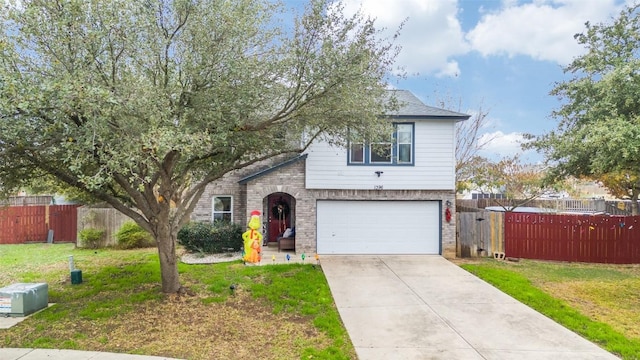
[457,213,477,258]
[505,212,640,264]
[0,205,79,244]
[0,206,48,244]
[49,205,81,242]
[456,211,504,258]
[488,211,504,255]
[458,198,638,214]
[0,196,53,206]
[77,206,133,247]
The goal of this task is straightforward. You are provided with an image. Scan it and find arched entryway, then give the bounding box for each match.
[264,192,296,244]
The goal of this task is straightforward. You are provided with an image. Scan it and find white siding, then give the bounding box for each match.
[305,120,455,190]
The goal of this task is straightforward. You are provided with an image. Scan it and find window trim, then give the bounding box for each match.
[396,123,413,164]
[212,195,233,223]
[349,141,365,164]
[369,139,393,164]
[347,122,414,166]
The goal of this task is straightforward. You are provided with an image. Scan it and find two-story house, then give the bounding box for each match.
[191,90,469,258]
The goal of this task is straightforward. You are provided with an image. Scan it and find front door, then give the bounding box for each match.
[267,193,292,243]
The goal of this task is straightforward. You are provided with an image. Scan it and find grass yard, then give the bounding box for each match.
[460,258,640,360]
[0,244,355,360]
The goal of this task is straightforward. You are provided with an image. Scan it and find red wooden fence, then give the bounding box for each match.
[505,212,640,264]
[0,205,80,244]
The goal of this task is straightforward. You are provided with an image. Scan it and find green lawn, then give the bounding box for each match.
[6,244,640,359]
[0,244,355,360]
[461,258,640,360]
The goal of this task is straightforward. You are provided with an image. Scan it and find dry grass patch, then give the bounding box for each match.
[0,244,354,359]
[5,291,328,359]
[544,279,640,340]
[107,292,330,359]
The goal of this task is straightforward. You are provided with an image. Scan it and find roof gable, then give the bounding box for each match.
[386,90,470,120]
[238,154,307,184]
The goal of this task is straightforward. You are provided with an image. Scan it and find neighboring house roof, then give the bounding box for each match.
[238,154,308,184]
[386,90,470,120]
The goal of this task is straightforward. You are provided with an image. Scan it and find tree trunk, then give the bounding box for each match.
[156,222,181,293]
[631,185,639,216]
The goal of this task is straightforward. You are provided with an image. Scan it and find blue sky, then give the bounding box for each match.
[335,0,634,163]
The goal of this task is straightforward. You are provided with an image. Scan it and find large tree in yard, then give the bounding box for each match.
[0,0,399,292]
[527,4,640,215]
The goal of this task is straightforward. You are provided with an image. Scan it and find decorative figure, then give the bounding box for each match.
[445,199,453,223]
[271,197,290,235]
[243,210,263,264]
[286,254,291,262]
[315,254,320,265]
[262,221,268,246]
[445,208,452,223]
[301,253,306,262]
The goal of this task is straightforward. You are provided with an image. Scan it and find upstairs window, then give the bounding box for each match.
[370,139,392,163]
[349,142,365,163]
[347,123,414,165]
[396,124,413,163]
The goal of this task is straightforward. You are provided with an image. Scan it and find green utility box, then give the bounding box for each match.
[71,269,83,285]
[0,283,48,317]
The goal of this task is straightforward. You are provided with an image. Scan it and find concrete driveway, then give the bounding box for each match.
[321,255,619,360]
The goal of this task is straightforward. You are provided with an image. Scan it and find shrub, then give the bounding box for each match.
[79,228,105,249]
[115,221,155,249]
[177,221,243,254]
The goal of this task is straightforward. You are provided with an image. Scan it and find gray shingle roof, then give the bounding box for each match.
[386,90,470,119]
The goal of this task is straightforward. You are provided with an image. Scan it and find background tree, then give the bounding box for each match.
[526,4,640,215]
[0,0,399,293]
[470,155,559,211]
[23,175,95,204]
[599,171,640,204]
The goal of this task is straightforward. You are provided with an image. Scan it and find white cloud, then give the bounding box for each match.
[478,130,540,162]
[467,0,625,65]
[343,0,469,76]
[342,0,628,77]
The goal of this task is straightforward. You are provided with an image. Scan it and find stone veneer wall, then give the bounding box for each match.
[193,158,457,258]
[192,155,297,226]
[244,160,309,243]
[193,170,247,226]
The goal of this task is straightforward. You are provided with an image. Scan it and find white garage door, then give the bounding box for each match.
[317,200,440,255]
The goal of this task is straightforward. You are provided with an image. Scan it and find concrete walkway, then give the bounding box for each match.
[0,348,181,360]
[321,255,620,360]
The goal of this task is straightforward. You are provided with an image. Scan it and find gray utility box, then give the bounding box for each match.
[0,283,48,317]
